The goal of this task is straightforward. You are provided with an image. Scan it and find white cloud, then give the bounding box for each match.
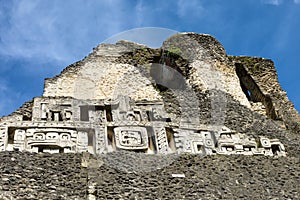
[135,0,145,26]
[0,0,131,65]
[0,1,62,59]
[1,0,298,115]
[0,0,185,67]
[262,0,283,5]
[0,0,135,116]
[177,0,205,18]
[262,0,300,5]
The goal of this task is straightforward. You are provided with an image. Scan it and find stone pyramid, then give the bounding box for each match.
[1,33,299,157]
[1,32,300,199]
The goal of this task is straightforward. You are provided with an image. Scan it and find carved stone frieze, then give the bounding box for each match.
[114,127,148,150]
[0,94,287,156]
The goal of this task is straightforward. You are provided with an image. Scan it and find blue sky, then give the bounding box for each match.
[0,0,299,116]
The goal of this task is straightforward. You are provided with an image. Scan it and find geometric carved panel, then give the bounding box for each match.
[46,132,59,140]
[192,141,205,154]
[0,127,7,151]
[114,127,148,150]
[60,133,71,141]
[34,133,46,141]
[260,137,271,148]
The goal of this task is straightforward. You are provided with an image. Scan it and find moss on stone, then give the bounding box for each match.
[167,45,183,57]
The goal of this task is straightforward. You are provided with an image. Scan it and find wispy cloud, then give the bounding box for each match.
[0,0,131,65]
[0,0,136,116]
[0,1,66,61]
[0,0,186,65]
[262,0,300,5]
[135,0,145,26]
[176,0,205,18]
[0,0,299,116]
[261,0,283,5]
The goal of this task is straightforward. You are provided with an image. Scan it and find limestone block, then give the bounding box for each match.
[13,129,26,151]
[77,131,88,152]
[95,127,105,154]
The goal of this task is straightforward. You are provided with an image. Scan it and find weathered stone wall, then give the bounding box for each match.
[231,56,300,133]
[44,56,162,102]
[0,99,34,122]
[161,33,251,108]
[43,41,147,98]
[1,151,299,199]
[0,151,87,199]
[43,33,299,135]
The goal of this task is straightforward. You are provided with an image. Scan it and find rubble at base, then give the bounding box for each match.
[0,151,299,199]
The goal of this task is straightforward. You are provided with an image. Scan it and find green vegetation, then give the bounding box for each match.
[167,45,182,57]
[228,56,264,74]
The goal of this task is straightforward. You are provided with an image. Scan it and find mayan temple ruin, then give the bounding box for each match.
[1,33,300,199]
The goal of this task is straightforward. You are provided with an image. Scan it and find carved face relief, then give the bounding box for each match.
[114,127,148,150]
[95,110,104,122]
[14,129,25,141]
[46,132,59,140]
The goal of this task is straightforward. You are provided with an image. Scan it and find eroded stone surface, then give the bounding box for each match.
[0,94,287,157]
[0,32,300,199]
[0,151,299,199]
[1,33,294,157]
